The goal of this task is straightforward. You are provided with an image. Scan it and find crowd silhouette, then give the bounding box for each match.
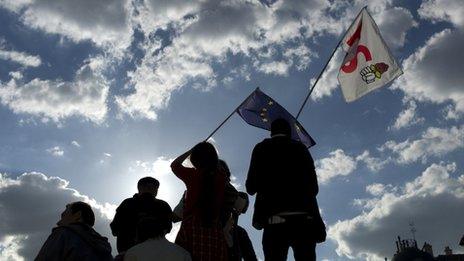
[35,118,326,261]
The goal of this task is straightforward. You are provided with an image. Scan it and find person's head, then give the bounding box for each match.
[271,118,291,137]
[190,141,218,171]
[57,201,95,227]
[136,217,166,243]
[137,177,160,196]
[218,159,231,181]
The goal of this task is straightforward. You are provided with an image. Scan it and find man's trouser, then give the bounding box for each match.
[262,215,316,261]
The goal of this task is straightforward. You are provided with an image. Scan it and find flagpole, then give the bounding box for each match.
[205,87,258,141]
[295,6,367,119]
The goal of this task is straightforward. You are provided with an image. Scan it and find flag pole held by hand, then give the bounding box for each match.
[205,88,259,141]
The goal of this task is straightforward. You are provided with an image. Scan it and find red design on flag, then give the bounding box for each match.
[341,21,372,73]
[337,8,403,102]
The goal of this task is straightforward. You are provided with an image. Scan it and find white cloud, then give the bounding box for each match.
[380,125,464,164]
[443,105,462,120]
[256,60,292,76]
[0,0,133,51]
[390,100,425,130]
[372,7,417,49]
[117,0,339,119]
[316,148,392,184]
[316,149,357,184]
[419,0,464,28]
[46,146,64,157]
[392,1,464,117]
[310,49,344,101]
[71,141,81,148]
[0,235,25,261]
[0,172,116,260]
[329,162,464,260]
[365,183,386,196]
[356,150,390,172]
[0,48,41,67]
[0,56,109,123]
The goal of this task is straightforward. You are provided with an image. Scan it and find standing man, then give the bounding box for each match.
[246,118,325,261]
[111,177,172,254]
[35,201,113,261]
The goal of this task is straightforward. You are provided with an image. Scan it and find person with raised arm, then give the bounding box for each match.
[171,142,228,261]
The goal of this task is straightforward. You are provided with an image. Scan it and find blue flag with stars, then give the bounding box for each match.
[237,88,316,148]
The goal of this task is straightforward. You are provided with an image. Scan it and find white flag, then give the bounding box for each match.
[337,8,403,102]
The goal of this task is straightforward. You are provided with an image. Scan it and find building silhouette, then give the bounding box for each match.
[390,236,464,261]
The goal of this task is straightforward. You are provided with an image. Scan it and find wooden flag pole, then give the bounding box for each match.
[295,6,366,119]
[205,87,258,141]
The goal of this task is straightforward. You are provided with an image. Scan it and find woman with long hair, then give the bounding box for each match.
[171,141,228,261]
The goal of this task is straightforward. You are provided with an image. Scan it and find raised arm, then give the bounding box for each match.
[171,149,193,181]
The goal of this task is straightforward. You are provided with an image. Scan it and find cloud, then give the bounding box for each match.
[380,125,464,164]
[365,183,387,197]
[316,149,357,184]
[310,50,344,101]
[419,0,464,28]
[256,60,292,76]
[356,150,390,172]
[0,48,41,67]
[46,146,64,157]
[372,7,417,49]
[0,172,116,260]
[316,148,391,184]
[0,0,133,51]
[0,56,109,123]
[393,1,464,116]
[329,162,464,260]
[117,0,338,119]
[389,100,425,130]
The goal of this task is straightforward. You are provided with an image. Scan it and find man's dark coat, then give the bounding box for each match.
[246,135,324,237]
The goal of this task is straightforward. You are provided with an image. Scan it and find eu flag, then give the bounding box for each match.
[237,88,316,148]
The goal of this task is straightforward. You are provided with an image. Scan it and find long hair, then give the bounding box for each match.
[190,142,219,226]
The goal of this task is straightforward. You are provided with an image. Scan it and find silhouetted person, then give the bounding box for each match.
[228,192,257,261]
[110,177,172,253]
[35,201,113,261]
[460,235,464,246]
[171,142,228,261]
[172,159,238,225]
[246,118,326,261]
[124,217,191,261]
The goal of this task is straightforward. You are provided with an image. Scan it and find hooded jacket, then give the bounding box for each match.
[35,223,113,261]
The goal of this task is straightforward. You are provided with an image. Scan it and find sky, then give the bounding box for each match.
[0,0,463,260]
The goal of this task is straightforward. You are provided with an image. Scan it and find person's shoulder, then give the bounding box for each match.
[49,226,72,238]
[254,138,272,149]
[165,240,190,256]
[126,241,143,253]
[154,198,171,208]
[117,197,137,210]
[121,196,137,205]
